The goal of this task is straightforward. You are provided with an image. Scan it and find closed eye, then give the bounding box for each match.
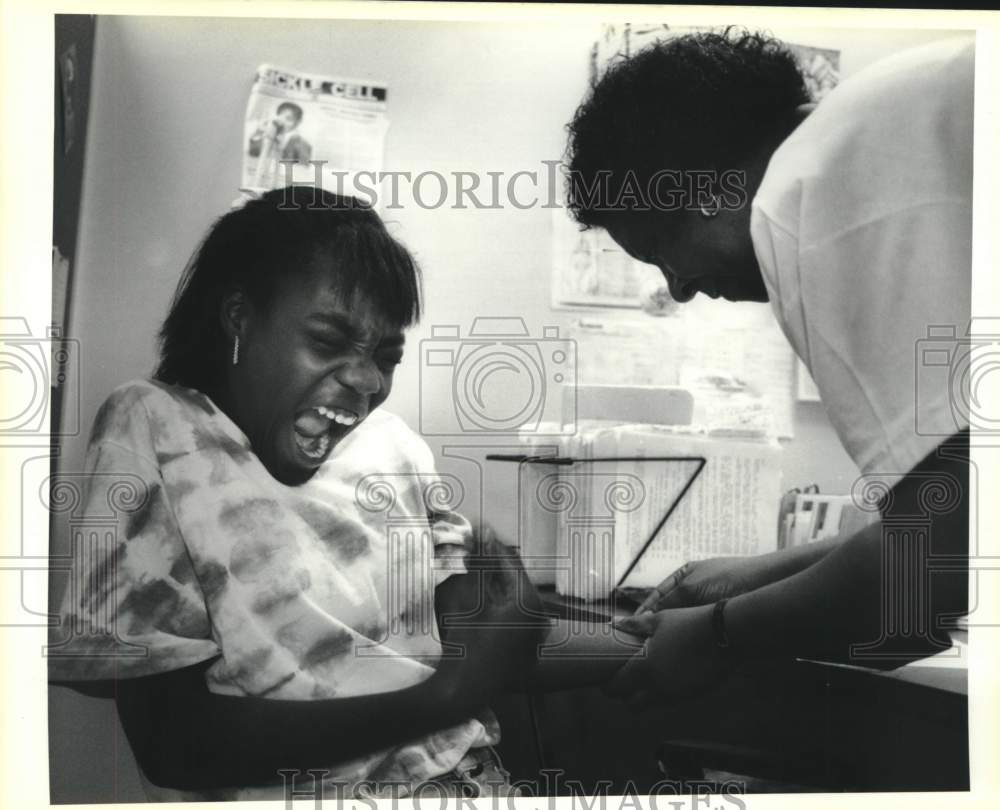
[376,351,404,370]
[308,333,349,354]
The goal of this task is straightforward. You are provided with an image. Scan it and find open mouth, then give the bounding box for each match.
[292,405,362,461]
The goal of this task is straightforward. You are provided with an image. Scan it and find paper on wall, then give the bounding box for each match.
[240,64,389,198]
[676,315,798,438]
[567,317,682,388]
[567,312,798,438]
[551,207,656,309]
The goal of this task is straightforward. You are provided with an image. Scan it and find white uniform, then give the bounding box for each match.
[751,37,974,475]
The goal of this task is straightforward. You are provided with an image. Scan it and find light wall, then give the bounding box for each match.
[49,16,963,802]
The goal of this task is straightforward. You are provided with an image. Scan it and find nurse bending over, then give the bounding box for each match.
[564,30,972,703]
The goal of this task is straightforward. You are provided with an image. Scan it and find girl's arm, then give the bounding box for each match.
[526,619,645,691]
[116,537,548,795]
[115,659,466,792]
[115,595,541,793]
[436,534,644,692]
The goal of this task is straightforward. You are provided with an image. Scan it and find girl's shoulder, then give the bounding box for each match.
[330,409,435,474]
[88,378,240,461]
[92,377,202,431]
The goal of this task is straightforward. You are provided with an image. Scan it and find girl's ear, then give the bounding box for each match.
[219,287,250,342]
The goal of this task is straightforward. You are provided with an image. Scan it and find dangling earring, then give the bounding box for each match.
[232,335,240,366]
[700,195,721,218]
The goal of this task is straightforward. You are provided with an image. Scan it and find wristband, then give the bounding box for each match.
[711,598,732,650]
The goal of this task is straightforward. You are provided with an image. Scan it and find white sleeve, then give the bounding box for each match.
[796,202,971,475]
[49,437,220,680]
[430,509,472,586]
[366,411,473,585]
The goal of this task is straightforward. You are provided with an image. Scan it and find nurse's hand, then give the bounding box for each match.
[604,606,736,706]
[633,556,778,615]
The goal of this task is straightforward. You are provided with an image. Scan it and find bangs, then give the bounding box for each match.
[272,190,422,329]
[319,217,422,329]
[155,188,421,391]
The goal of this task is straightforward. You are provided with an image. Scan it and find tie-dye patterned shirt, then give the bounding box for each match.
[50,378,499,800]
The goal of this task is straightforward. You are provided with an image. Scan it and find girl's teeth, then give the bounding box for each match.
[308,433,330,458]
[314,406,358,426]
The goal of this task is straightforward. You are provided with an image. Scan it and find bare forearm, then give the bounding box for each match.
[725,521,887,663]
[726,433,969,666]
[727,486,967,664]
[757,534,845,580]
[527,619,644,691]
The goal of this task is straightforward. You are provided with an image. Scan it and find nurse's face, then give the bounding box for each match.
[228,260,405,486]
[606,213,768,303]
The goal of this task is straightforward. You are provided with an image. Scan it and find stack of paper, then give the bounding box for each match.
[516,424,783,601]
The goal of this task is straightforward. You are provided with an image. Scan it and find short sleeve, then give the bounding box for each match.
[48,394,220,681]
[430,507,472,586]
[798,203,971,475]
[333,409,474,587]
[750,40,972,477]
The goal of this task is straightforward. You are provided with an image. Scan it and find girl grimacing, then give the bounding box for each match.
[49,187,639,801]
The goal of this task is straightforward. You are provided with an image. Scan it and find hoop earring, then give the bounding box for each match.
[232,336,240,366]
[699,195,721,218]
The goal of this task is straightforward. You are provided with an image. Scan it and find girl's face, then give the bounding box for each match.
[228,260,405,486]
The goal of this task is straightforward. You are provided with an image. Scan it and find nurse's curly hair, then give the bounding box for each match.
[565,28,810,229]
[156,187,421,392]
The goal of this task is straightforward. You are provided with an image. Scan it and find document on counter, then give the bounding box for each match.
[537,424,783,601]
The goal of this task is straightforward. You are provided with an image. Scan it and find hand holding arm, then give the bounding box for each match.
[609,431,969,702]
[633,536,844,615]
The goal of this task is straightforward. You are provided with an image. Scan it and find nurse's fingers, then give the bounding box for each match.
[633,590,661,616]
[613,612,659,637]
[634,565,689,616]
[650,586,694,611]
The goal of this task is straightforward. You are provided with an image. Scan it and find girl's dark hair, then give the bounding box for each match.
[565,28,810,229]
[155,187,421,392]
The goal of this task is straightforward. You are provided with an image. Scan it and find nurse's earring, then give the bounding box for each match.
[232,335,240,366]
[699,195,721,218]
